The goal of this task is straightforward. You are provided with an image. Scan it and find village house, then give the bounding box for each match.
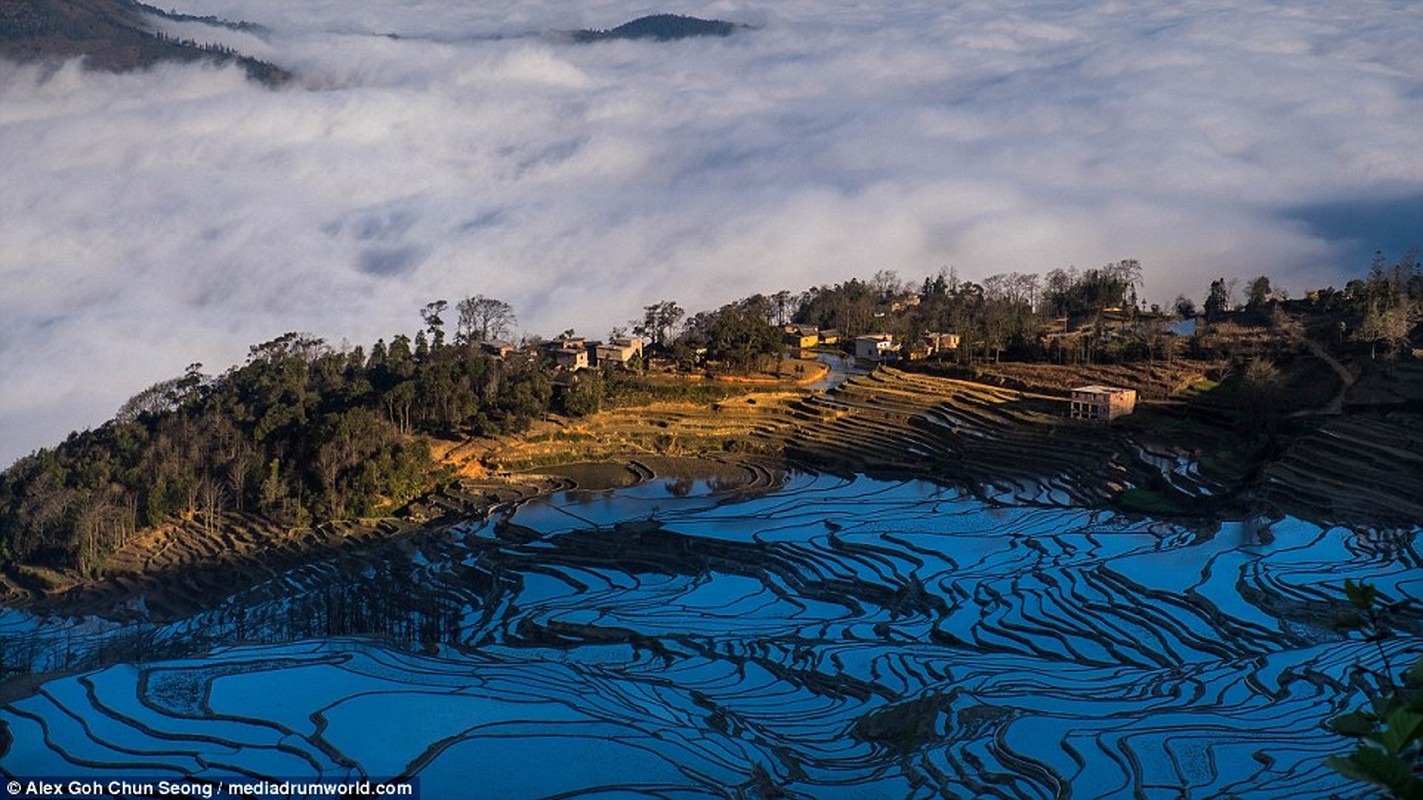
[854,333,896,361]
[1069,385,1137,421]
[905,342,933,361]
[480,340,516,359]
[889,295,922,313]
[818,329,841,345]
[596,336,644,368]
[551,346,588,371]
[543,337,590,371]
[783,324,820,349]
[921,331,961,354]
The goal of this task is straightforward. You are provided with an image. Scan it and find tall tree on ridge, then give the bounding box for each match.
[456,295,517,343]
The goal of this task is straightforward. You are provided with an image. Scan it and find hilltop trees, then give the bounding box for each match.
[1245,276,1273,308]
[421,301,448,347]
[1351,251,1420,360]
[1358,301,1413,360]
[637,300,685,349]
[772,290,797,326]
[870,269,908,301]
[115,364,206,422]
[0,296,563,573]
[1204,278,1233,320]
[1041,261,1140,317]
[456,295,517,343]
[681,298,781,371]
[791,260,1159,366]
[794,278,879,336]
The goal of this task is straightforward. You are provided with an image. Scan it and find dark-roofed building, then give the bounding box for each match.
[784,324,820,349]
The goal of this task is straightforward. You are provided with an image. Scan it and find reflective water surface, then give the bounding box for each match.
[2,474,1419,799]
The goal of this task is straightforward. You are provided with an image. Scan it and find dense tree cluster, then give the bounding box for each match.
[455,295,517,344]
[679,297,783,371]
[794,277,879,335]
[790,261,1148,365]
[1347,252,1422,359]
[1040,260,1141,317]
[636,301,686,350]
[0,316,557,573]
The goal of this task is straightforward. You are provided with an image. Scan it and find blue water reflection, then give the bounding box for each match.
[1,474,1417,799]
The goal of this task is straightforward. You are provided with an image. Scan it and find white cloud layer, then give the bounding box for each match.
[3,0,1422,465]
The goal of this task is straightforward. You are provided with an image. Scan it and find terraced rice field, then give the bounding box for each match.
[782,369,1146,506]
[2,474,1418,798]
[479,367,1232,512]
[1262,412,1423,525]
[967,361,1221,401]
[10,365,1410,625]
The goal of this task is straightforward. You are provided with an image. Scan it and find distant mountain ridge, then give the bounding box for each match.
[0,0,286,83]
[1,5,750,80]
[573,14,750,43]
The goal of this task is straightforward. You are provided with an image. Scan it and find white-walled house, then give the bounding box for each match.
[596,337,644,367]
[854,334,896,360]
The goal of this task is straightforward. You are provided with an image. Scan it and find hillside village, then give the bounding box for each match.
[1,257,1420,614]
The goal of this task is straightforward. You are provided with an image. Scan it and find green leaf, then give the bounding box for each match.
[1326,753,1369,784]
[1328,748,1423,799]
[1374,695,1400,717]
[1378,708,1423,755]
[1328,711,1377,737]
[1407,655,1423,685]
[1332,613,1368,631]
[1343,578,1378,611]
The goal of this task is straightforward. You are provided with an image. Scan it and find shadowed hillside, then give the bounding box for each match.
[0,0,286,82]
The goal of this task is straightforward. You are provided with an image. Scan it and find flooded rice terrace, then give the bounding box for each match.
[1,474,1419,799]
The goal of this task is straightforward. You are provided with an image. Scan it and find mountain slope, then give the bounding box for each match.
[0,0,286,82]
[573,14,749,43]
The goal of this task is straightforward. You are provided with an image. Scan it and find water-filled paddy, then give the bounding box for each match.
[1,474,1418,798]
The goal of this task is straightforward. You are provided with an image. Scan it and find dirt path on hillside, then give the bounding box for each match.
[1297,336,1357,415]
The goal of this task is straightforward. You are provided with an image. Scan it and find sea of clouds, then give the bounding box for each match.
[2,0,1422,465]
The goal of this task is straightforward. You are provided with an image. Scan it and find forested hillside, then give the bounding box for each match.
[0,0,285,81]
[0,326,556,573]
[2,255,1419,579]
[0,291,789,576]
